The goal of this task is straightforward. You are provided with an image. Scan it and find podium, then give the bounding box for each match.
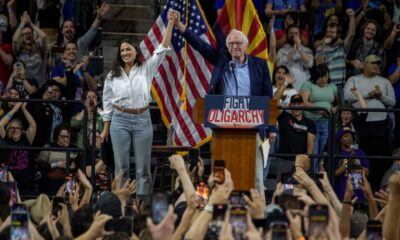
[193,96,278,190]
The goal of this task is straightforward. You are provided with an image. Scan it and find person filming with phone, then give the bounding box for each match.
[5,61,38,98]
[344,54,396,190]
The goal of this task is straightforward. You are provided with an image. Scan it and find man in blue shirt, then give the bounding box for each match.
[169,9,273,196]
[50,42,96,113]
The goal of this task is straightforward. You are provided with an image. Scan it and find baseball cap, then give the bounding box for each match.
[290,94,303,104]
[365,55,381,64]
[336,127,355,141]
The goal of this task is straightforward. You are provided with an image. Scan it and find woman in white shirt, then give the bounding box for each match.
[101,17,175,200]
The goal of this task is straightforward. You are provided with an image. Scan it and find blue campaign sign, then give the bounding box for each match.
[204,95,270,129]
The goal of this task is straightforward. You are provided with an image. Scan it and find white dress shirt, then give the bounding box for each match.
[102,45,171,121]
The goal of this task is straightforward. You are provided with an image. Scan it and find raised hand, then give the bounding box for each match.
[97,3,111,18]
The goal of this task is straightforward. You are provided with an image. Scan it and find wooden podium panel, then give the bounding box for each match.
[212,129,257,190]
[193,97,277,191]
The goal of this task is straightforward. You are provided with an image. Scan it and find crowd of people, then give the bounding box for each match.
[0,0,400,239]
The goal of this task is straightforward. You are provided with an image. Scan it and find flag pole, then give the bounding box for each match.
[181,0,189,111]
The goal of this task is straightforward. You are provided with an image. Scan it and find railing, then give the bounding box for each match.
[0,98,98,192]
[268,105,400,185]
[2,97,399,195]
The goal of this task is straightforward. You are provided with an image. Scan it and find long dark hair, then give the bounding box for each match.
[111,39,142,78]
[272,65,289,85]
[55,20,78,46]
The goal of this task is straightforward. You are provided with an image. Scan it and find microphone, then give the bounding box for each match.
[229,60,238,96]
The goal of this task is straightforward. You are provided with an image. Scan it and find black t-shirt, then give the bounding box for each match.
[12,78,39,98]
[278,111,316,155]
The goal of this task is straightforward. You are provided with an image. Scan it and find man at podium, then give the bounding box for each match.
[169,10,273,197]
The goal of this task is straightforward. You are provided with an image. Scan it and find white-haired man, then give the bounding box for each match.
[168,9,272,97]
[168,9,273,197]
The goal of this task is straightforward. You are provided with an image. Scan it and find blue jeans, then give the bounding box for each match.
[110,109,153,196]
[313,118,329,172]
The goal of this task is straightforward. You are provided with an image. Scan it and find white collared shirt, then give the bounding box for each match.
[101,45,171,121]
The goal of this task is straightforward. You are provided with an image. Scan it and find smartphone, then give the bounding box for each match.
[271,221,288,240]
[151,192,169,224]
[64,174,77,194]
[366,220,382,240]
[277,194,305,210]
[350,168,363,190]
[188,148,200,171]
[308,204,329,235]
[5,182,17,206]
[213,160,225,184]
[15,62,24,70]
[230,206,247,239]
[195,182,209,208]
[280,172,298,190]
[213,204,227,221]
[0,164,8,181]
[229,191,249,207]
[10,206,30,240]
[52,197,64,217]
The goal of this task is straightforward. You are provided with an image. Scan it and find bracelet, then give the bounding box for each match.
[284,81,288,87]
[204,204,213,213]
[342,201,352,205]
[96,15,102,20]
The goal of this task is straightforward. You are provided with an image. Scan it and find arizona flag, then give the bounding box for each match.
[214,0,268,60]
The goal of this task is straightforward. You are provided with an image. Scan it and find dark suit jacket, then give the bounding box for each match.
[182,29,272,97]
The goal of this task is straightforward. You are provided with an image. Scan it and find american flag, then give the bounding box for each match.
[140,0,215,147]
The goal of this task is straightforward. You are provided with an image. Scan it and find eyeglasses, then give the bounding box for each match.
[8,127,21,130]
[228,41,244,47]
[59,134,70,139]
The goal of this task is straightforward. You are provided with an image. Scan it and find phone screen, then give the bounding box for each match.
[367,220,382,240]
[271,221,288,240]
[151,192,169,224]
[229,191,249,207]
[213,160,225,184]
[195,182,209,208]
[350,168,363,190]
[308,204,329,236]
[0,164,7,182]
[188,148,200,171]
[5,182,17,206]
[10,209,30,240]
[230,206,247,239]
[64,174,77,194]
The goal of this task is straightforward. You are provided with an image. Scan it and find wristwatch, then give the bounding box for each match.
[204,204,213,214]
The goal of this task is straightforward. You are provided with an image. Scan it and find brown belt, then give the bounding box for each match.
[113,105,149,114]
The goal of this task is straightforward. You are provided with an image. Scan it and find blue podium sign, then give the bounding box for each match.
[204,95,270,129]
